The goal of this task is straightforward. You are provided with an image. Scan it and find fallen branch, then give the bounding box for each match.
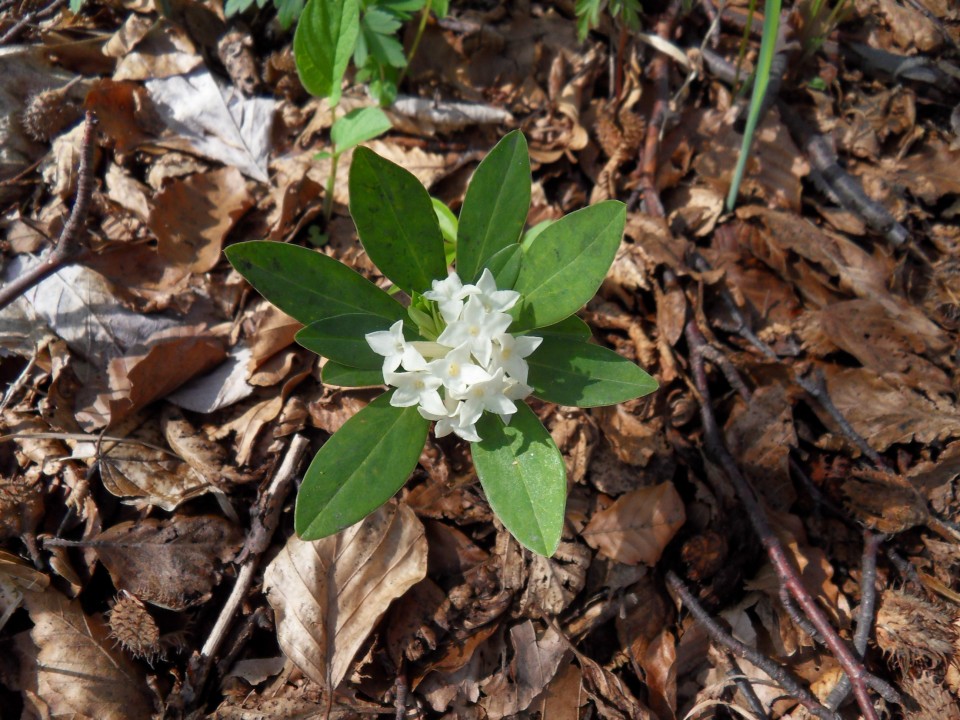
[0,111,97,313]
[685,317,898,719]
[0,0,65,45]
[666,570,840,720]
[825,531,884,710]
[169,434,310,713]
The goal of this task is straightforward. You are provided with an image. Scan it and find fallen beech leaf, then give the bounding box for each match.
[0,549,48,631]
[582,482,685,565]
[481,621,568,718]
[18,588,152,720]
[518,541,590,618]
[82,334,226,429]
[146,69,275,182]
[89,515,242,610]
[532,660,584,720]
[161,404,251,484]
[99,419,214,511]
[264,502,427,693]
[149,167,253,273]
[84,78,155,153]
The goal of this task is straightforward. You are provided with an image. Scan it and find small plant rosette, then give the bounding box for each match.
[225,130,658,556]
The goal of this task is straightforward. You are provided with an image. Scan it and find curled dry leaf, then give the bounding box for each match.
[99,419,214,511]
[263,502,427,693]
[0,549,48,631]
[518,541,591,618]
[161,404,253,484]
[582,482,685,565]
[18,587,152,720]
[89,515,242,610]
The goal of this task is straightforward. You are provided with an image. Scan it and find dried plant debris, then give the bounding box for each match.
[0,0,959,717]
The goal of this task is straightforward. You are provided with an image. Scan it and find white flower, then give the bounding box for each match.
[418,395,481,442]
[437,295,512,367]
[385,370,447,416]
[427,342,490,395]
[423,271,475,323]
[490,332,542,384]
[370,272,540,443]
[473,268,520,313]
[459,367,517,425]
[366,320,426,373]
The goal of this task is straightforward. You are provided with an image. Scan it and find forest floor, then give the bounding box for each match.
[1,0,959,718]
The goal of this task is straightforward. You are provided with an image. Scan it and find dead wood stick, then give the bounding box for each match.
[725,653,772,720]
[685,318,898,719]
[666,570,840,720]
[0,0,65,45]
[0,111,96,313]
[630,0,682,217]
[176,434,310,709]
[825,532,884,711]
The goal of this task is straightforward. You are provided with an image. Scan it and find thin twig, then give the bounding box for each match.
[825,532,884,710]
[171,435,310,711]
[666,570,840,720]
[630,0,682,216]
[725,653,771,720]
[685,318,896,719]
[0,0,65,45]
[0,111,97,313]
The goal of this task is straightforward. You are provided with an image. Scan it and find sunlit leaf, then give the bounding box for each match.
[296,393,429,539]
[294,0,360,105]
[473,403,566,556]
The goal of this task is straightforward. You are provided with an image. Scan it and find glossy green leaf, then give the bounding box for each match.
[473,403,566,556]
[225,241,405,326]
[531,314,592,341]
[294,0,359,105]
[321,361,384,387]
[296,313,392,369]
[527,337,658,407]
[457,130,531,282]
[331,107,392,154]
[349,147,447,293]
[296,393,429,539]
[512,201,625,331]
[479,243,521,288]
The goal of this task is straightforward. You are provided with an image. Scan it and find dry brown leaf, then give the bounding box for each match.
[582,483,685,565]
[518,541,590,618]
[724,385,797,512]
[89,515,242,610]
[149,167,253,273]
[18,587,152,720]
[81,334,226,429]
[161,404,251,484]
[109,21,201,81]
[480,621,569,719]
[99,419,213,511]
[821,367,960,452]
[0,549,48,631]
[264,502,427,693]
[530,660,584,720]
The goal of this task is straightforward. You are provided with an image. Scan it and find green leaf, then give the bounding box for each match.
[362,21,408,68]
[527,337,658,407]
[321,361,385,387]
[296,313,393,369]
[431,197,458,244]
[294,0,359,104]
[331,107,392,154]
[531,314,592,341]
[432,0,449,17]
[296,393,428,539]
[225,241,405,326]
[362,6,403,34]
[224,0,255,18]
[69,0,85,11]
[512,201,625,331]
[726,0,781,210]
[275,0,305,29]
[457,130,531,282]
[473,403,566,556]
[349,147,447,293]
[478,243,521,288]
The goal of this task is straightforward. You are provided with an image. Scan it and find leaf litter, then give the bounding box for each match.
[0,1,958,719]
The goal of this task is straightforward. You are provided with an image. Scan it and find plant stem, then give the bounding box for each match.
[397,0,432,88]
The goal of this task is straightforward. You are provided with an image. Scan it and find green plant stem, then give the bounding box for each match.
[397,0,432,87]
[725,0,781,210]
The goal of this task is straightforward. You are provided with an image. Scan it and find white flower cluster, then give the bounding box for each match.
[365,269,542,442]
